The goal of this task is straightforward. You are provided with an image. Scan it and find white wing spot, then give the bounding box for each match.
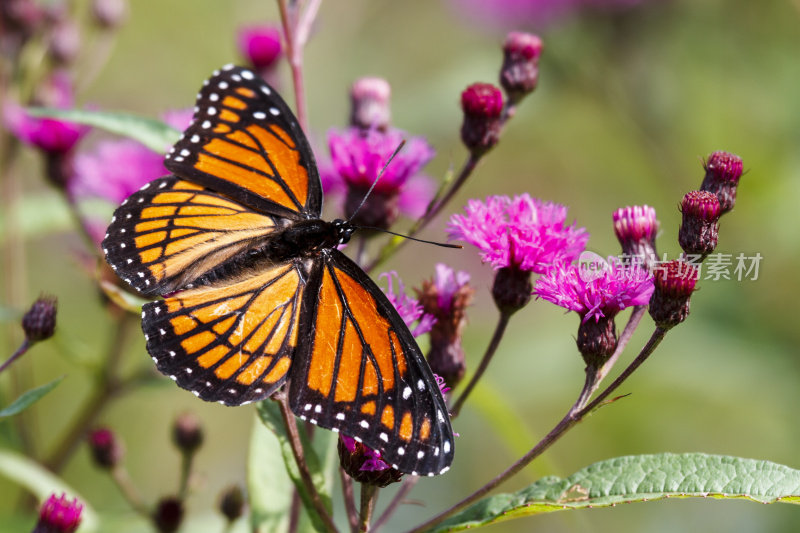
[202,120,212,129]
[253,111,266,120]
[219,81,229,89]
[300,415,307,421]
[223,64,234,70]
[304,404,312,411]
[254,388,263,394]
[170,375,177,381]
[444,441,451,454]
[158,181,167,188]
[209,93,219,102]
[180,149,190,156]
[354,436,362,443]
[314,405,322,413]
[231,74,241,82]
[126,213,132,219]
[190,135,200,143]
[137,272,145,278]
[310,419,318,425]
[192,391,200,397]
[417,379,425,391]
[380,432,388,442]
[260,86,271,95]
[439,466,450,474]
[159,328,166,335]
[269,107,279,116]
[360,420,369,429]
[435,446,440,456]
[208,107,217,116]
[151,356,158,363]
[403,386,412,400]
[228,388,237,394]
[119,229,125,234]
[417,451,425,459]
[241,70,254,80]
[169,351,176,357]
[336,413,345,421]
[185,368,192,374]
[398,447,405,456]
[174,156,184,162]
[332,427,339,433]
[437,410,444,422]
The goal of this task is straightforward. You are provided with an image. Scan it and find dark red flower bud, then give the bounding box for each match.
[87,427,123,468]
[612,205,659,269]
[338,436,402,487]
[700,151,743,214]
[500,31,543,104]
[350,77,392,132]
[153,497,184,533]
[491,266,532,315]
[33,493,83,533]
[22,296,57,342]
[218,485,245,523]
[649,260,699,329]
[1,0,45,45]
[679,190,721,257]
[460,83,504,156]
[91,0,128,29]
[576,315,617,368]
[48,18,80,65]
[172,412,204,454]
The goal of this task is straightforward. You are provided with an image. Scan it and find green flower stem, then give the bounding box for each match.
[275,391,338,533]
[372,476,418,532]
[278,0,322,133]
[177,450,194,501]
[450,312,511,418]
[408,326,668,533]
[359,483,378,533]
[340,468,360,533]
[0,339,31,376]
[110,463,149,517]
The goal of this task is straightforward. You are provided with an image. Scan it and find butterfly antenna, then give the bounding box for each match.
[355,226,462,249]
[347,140,406,223]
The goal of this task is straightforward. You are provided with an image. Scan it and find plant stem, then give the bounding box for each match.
[274,392,338,533]
[407,326,668,533]
[372,476,418,532]
[0,339,31,376]
[450,312,510,418]
[111,464,149,517]
[359,484,378,533]
[288,489,301,533]
[177,451,194,500]
[340,468,360,533]
[277,0,321,132]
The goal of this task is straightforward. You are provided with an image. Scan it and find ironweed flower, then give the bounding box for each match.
[500,31,543,105]
[700,151,743,214]
[460,83,504,156]
[649,259,699,329]
[22,296,57,342]
[91,0,128,29]
[535,256,653,365]
[613,204,659,269]
[172,412,204,455]
[416,264,473,387]
[87,427,123,468]
[153,497,184,533]
[350,76,392,132]
[218,485,245,523]
[33,493,83,533]
[449,194,588,314]
[678,190,721,258]
[381,272,436,337]
[325,127,435,228]
[237,24,282,80]
[338,435,403,487]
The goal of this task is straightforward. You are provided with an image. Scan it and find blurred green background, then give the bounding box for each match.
[2,0,800,531]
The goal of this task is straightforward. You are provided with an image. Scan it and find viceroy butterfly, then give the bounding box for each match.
[102,65,453,476]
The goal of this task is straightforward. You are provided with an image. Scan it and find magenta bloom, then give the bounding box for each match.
[535,256,653,323]
[34,493,83,533]
[448,194,588,274]
[237,25,282,71]
[3,72,89,154]
[381,272,436,337]
[324,127,436,223]
[340,435,390,472]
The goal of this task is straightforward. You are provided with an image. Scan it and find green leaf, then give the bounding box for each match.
[0,376,64,418]
[0,449,99,532]
[431,453,800,532]
[255,400,333,532]
[26,107,180,153]
[248,415,292,533]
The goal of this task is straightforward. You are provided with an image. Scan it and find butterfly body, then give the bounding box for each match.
[102,64,453,476]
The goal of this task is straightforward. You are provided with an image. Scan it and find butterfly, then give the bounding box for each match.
[102,64,453,476]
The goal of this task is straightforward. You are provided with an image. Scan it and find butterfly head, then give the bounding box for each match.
[332,219,355,246]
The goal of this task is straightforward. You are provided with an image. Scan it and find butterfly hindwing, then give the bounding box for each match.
[142,261,307,405]
[289,249,454,476]
[164,64,322,220]
[102,175,283,297]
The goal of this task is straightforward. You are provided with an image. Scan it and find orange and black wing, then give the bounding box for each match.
[142,261,307,405]
[289,250,454,476]
[102,176,283,297]
[164,64,322,220]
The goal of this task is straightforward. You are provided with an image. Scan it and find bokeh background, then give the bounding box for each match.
[2,0,800,531]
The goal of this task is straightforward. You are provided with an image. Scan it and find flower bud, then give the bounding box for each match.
[576,315,617,368]
[22,296,57,342]
[612,205,659,270]
[649,260,699,329]
[700,151,743,214]
[678,190,721,257]
[350,77,392,132]
[33,493,83,533]
[172,412,203,455]
[48,18,80,65]
[500,31,542,104]
[338,436,402,487]
[491,266,532,315]
[218,485,245,523]
[237,25,282,74]
[87,427,123,468]
[91,0,128,29]
[460,82,504,156]
[153,497,184,533]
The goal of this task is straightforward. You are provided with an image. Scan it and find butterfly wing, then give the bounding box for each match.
[142,261,307,405]
[164,64,322,220]
[102,176,283,297]
[289,249,454,476]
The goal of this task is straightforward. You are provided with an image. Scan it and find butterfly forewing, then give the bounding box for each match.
[102,176,282,297]
[164,65,322,220]
[142,261,306,405]
[289,250,454,476]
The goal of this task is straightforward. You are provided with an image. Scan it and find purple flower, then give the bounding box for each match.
[34,493,83,533]
[340,435,389,472]
[324,127,435,227]
[448,194,588,274]
[3,71,89,154]
[380,272,436,337]
[237,25,282,72]
[534,255,653,323]
[430,263,471,312]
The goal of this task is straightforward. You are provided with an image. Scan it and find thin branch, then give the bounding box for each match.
[340,468,360,533]
[359,484,378,532]
[372,476,418,532]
